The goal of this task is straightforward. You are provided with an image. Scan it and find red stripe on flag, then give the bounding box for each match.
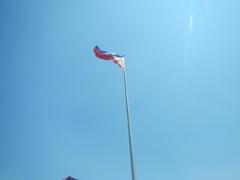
[93,47,113,60]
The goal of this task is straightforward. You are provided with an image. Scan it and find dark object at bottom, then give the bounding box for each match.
[64,176,78,180]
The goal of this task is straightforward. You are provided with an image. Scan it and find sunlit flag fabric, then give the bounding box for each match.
[93,46,125,69]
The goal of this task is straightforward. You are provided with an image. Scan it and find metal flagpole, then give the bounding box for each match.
[123,68,137,180]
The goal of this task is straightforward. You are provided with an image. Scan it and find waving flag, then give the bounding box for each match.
[93,46,136,180]
[93,46,125,69]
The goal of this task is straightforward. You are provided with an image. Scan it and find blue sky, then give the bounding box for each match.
[1,0,240,180]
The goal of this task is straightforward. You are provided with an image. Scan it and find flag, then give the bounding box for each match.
[93,46,125,69]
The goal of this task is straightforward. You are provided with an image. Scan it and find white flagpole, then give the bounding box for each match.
[123,68,137,180]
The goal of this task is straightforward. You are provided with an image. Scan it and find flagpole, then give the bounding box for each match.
[123,68,137,180]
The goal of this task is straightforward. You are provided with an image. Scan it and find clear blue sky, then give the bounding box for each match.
[1,0,240,180]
